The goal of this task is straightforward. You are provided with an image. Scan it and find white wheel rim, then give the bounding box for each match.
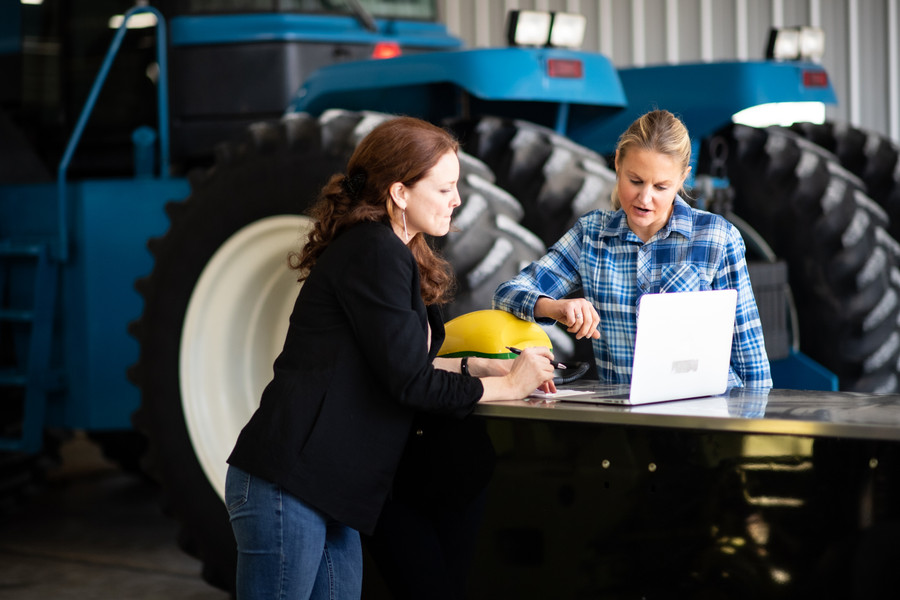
[180,215,314,500]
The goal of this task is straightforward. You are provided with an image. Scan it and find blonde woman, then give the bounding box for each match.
[494,109,772,388]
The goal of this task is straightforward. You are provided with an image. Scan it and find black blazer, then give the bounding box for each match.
[227,221,483,534]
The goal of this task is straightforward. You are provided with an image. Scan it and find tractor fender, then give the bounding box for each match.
[573,61,839,155]
[288,47,627,119]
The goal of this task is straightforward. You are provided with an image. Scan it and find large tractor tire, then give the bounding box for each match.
[699,124,900,393]
[790,121,900,240]
[434,197,545,321]
[446,116,616,248]
[128,110,540,592]
[433,151,546,319]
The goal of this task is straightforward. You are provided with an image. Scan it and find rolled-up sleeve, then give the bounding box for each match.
[493,220,586,324]
[715,225,773,388]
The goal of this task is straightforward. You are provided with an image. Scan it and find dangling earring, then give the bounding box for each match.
[402,210,410,243]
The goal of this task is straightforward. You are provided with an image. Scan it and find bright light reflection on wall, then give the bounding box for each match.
[108,13,158,29]
[733,102,827,127]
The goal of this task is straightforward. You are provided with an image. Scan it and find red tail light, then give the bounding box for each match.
[372,42,401,59]
[547,58,583,78]
[802,70,828,88]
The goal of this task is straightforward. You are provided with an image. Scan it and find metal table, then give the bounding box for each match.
[461,385,900,599]
[475,383,900,441]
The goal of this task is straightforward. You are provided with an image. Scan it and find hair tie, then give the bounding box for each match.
[341,171,367,200]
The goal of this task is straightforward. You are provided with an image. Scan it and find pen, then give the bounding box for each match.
[505,346,567,369]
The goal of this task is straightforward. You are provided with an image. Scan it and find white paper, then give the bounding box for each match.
[528,388,599,399]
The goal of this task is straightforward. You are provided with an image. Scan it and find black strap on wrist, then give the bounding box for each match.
[461,356,471,377]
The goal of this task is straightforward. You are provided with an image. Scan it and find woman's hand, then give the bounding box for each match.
[479,346,557,401]
[535,297,601,340]
[475,356,555,393]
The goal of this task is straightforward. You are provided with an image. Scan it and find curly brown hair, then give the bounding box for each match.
[290,116,459,305]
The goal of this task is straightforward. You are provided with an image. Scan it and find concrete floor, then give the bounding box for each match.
[0,433,231,600]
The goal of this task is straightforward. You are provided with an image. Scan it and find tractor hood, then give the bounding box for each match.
[288,47,627,121]
[569,60,839,155]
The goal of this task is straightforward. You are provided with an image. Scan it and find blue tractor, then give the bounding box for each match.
[3,0,898,593]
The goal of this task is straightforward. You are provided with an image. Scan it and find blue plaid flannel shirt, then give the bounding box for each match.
[493,197,773,387]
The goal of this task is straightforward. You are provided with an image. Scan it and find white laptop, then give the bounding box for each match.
[561,289,738,406]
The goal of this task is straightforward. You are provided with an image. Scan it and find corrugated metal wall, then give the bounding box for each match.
[440,0,900,143]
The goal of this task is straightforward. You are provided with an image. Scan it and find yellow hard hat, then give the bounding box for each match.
[438,310,552,359]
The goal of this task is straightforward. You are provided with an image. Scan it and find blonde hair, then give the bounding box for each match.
[611,110,692,209]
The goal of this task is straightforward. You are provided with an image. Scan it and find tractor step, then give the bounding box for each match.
[0,308,35,322]
[0,239,59,454]
[0,367,27,387]
[0,240,48,258]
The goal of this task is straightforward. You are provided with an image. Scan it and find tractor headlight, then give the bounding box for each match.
[507,10,553,47]
[798,27,825,60]
[507,10,587,49]
[766,26,825,61]
[733,102,827,127]
[549,13,587,49]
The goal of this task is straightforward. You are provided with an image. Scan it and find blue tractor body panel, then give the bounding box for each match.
[169,13,462,48]
[568,60,838,155]
[291,53,836,163]
[0,1,20,55]
[770,352,839,392]
[0,178,189,430]
[289,47,627,127]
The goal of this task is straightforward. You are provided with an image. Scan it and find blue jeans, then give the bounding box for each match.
[225,465,362,599]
